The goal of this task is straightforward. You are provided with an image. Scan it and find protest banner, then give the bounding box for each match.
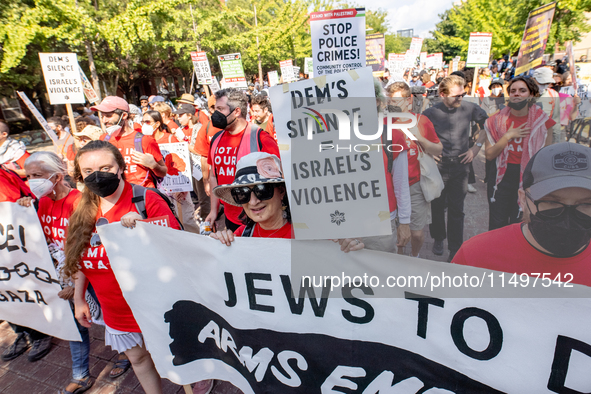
[452,56,460,72]
[268,71,279,87]
[38,53,85,105]
[0,203,81,342]
[433,52,443,69]
[466,32,493,68]
[218,53,248,88]
[304,57,314,76]
[99,221,591,393]
[79,66,99,104]
[269,67,391,239]
[191,51,214,85]
[293,66,300,79]
[365,33,386,77]
[566,41,578,93]
[419,51,427,67]
[406,37,424,67]
[158,142,193,193]
[426,53,435,69]
[388,53,406,79]
[404,49,414,68]
[16,92,59,145]
[280,60,296,83]
[310,8,366,77]
[515,2,556,75]
[209,76,221,93]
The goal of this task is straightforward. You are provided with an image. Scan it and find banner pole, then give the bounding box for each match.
[183,384,193,394]
[189,69,196,95]
[471,66,479,97]
[66,103,77,135]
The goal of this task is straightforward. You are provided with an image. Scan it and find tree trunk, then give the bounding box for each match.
[85,40,102,102]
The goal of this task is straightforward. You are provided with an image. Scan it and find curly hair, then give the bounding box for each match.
[215,88,248,119]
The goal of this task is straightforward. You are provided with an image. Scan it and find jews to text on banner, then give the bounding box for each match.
[0,202,81,342]
[100,221,591,393]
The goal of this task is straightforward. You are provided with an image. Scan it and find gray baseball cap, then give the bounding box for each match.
[523,142,591,200]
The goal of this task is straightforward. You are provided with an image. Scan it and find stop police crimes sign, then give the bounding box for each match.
[39,53,85,105]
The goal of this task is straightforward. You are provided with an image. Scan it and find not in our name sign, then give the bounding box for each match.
[38,53,85,105]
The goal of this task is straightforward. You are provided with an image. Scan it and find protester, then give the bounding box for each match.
[250,95,272,130]
[454,142,591,284]
[153,102,179,136]
[532,67,561,143]
[480,78,505,116]
[139,95,150,113]
[47,117,75,161]
[204,88,279,232]
[0,121,30,178]
[386,83,442,257]
[484,76,555,230]
[194,96,222,199]
[142,110,178,144]
[66,125,104,177]
[409,72,422,87]
[177,93,210,125]
[94,96,168,189]
[64,140,182,394]
[149,95,165,109]
[423,75,488,261]
[15,152,95,393]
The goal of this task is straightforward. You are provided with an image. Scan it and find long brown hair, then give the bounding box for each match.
[63,140,126,278]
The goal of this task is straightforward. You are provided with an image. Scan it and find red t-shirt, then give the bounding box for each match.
[505,114,556,164]
[382,120,410,213]
[154,133,178,144]
[166,120,179,134]
[194,121,222,157]
[100,131,164,188]
[79,182,181,332]
[0,166,32,202]
[265,113,276,141]
[207,123,280,225]
[235,221,293,239]
[37,189,81,250]
[453,223,591,287]
[401,114,439,186]
[65,143,77,161]
[195,109,210,126]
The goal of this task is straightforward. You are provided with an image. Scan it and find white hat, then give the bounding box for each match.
[532,67,555,84]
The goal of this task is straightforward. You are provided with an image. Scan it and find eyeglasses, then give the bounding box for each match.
[449,92,467,99]
[526,192,591,223]
[90,217,109,247]
[231,183,277,205]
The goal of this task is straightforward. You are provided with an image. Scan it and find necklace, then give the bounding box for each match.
[254,221,287,238]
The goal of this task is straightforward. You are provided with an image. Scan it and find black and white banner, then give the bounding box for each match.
[99,222,591,393]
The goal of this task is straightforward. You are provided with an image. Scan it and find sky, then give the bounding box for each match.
[353,0,457,38]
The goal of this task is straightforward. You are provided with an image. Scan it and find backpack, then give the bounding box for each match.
[104,132,164,187]
[130,184,184,230]
[241,222,255,237]
[209,123,265,181]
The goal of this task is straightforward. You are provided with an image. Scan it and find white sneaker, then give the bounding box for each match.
[467,184,477,193]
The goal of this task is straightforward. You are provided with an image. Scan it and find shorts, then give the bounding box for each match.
[105,325,144,353]
[409,182,431,231]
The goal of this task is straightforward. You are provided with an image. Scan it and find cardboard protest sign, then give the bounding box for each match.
[209,76,221,94]
[304,57,314,76]
[158,142,193,193]
[566,41,578,93]
[280,59,296,83]
[388,53,406,79]
[16,92,59,145]
[515,2,556,75]
[452,56,460,72]
[38,53,85,105]
[405,37,424,67]
[0,203,81,341]
[191,52,213,85]
[419,51,427,67]
[310,8,366,76]
[269,67,391,239]
[365,33,386,77]
[78,66,99,104]
[466,32,493,68]
[100,221,591,392]
[268,71,279,87]
[218,53,248,88]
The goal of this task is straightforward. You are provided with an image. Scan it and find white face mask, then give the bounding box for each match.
[141,123,155,136]
[105,113,125,135]
[491,87,502,96]
[29,174,56,199]
[538,83,550,92]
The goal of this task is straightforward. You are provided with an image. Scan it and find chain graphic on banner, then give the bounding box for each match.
[0,262,60,285]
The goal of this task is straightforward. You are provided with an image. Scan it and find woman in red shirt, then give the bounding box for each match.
[141,111,178,144]
[484,77,555,230]
[63,140,181,394]
[211,152,363,251]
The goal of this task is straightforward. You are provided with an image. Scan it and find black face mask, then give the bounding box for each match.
[507,99,529,110]
[436,77,443,84]
[84,171,121,198]
[211,110,236,129]
[527,205,591,257]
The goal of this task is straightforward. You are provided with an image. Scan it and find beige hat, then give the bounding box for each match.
[74,125,104,140]
[177,93,196,105]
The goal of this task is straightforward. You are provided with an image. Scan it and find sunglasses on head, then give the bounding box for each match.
[231,183,277,205]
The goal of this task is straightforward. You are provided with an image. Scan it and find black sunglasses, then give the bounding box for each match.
[526,192,591,225]
[231,184,277,205]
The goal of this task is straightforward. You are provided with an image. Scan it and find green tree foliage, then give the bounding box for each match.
[429,0,591,61]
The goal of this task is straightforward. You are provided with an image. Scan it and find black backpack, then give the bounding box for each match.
[130,184,184,230]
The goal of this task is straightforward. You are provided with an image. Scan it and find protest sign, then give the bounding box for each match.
[515,2,556,75]
[466,32,493,68]
[365,33,386,77]
[426,53,435,69]
[218,53,248,88]
[280,60,296,83]
[304,57,314,76]
[388,53,405,79]
[38,53,85,105]
[100,221,591,393]
[310,8,366,76]
[566,41,578,93]
[293,66,300,79]
[79,66,99,104]
[210,76,221,94]
[0,203,81,341]
[191,51,213,85]
[269,67,391,239]
[452,56,460,72]
[419,51,427,67]
[158,142,193,193]
[405,37,424,67]
[16,92,59,145]
[268,71,279,87]
[404,49,414,68]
